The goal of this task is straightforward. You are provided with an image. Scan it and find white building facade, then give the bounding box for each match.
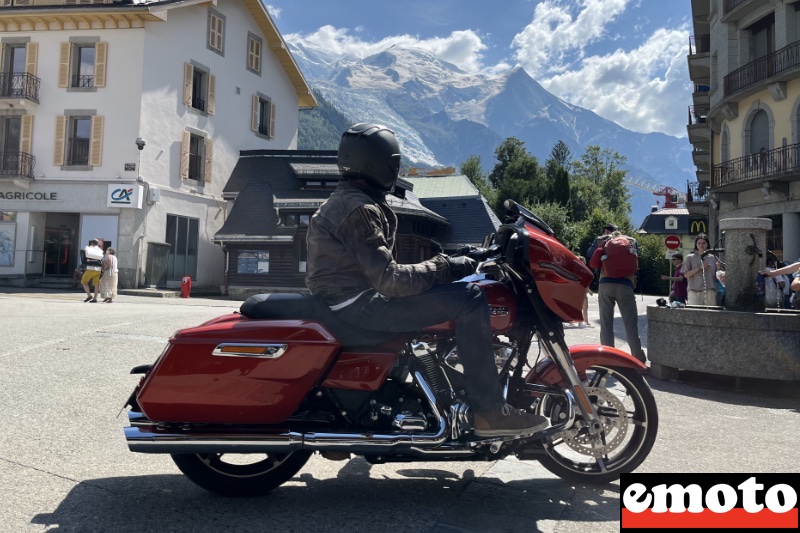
[0,0,315,289]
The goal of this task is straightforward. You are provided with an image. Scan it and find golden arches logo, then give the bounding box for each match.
[690,220,707,234]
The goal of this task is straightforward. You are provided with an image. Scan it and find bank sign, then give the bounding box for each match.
[107,184,143,209]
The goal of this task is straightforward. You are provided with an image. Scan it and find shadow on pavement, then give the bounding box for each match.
[31,458,621,533]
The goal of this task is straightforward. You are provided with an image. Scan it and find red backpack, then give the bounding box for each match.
[601,235,638,278]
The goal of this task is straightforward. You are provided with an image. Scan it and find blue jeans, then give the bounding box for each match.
[335,282,504,412]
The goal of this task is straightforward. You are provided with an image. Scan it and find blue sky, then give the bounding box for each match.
[264,0,694,138]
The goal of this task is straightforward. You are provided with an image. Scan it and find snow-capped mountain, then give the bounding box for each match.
[291,43,695,223]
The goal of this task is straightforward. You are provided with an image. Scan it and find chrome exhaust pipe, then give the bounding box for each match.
[126,371,474,457]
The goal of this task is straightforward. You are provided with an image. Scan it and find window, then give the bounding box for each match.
[247,33,262,75]
[166,214,199,282]
[180,130,213,183]
[58,41,107,89]
[281,213,311,227]
[54,114,104,168]
[237,250,269,274]
[251,94,275,139]
[298,240,307,273]
[207,9,225,55]
[183,63,215,114]
[749,110,769,154]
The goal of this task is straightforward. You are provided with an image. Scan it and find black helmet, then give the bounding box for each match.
[337,123,401,192]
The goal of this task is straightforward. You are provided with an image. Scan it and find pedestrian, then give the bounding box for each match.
[586,223,618,292]
[578,256,593,327]
[661,253,687,304]
[81,239,104,302]
[72,249,86,288]
[715,259,726,306]
[589,230,647,363]
[99,247,118,303]
[306,123,548,437]
[681,233,717,306]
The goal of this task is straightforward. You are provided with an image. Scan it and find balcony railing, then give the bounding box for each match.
[0,72,40,103]
[713,142,800,188]
[724,40,800,96]
[0,151,35,179]
[71,74,94,88]
[687,181,709,203]
[689,34,710,55]
[688,105,708,126]
[67,139,89,166]
[191,97,206,112]
[723,0,748,16]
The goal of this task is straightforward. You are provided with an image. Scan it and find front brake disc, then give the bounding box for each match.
[560,387,628,457]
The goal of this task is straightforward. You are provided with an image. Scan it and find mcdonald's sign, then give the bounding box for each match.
[689,218,708,235]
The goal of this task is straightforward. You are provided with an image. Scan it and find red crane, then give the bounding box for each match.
[625,177,686,209]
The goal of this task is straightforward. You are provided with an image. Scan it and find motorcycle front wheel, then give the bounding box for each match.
[536,366,658,484]
[171,450,312,497]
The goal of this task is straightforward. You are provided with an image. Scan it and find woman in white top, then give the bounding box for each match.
[681,233,717,306]
[100,247,119,303]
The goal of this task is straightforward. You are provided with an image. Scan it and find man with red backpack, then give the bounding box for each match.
[589,230,647,364]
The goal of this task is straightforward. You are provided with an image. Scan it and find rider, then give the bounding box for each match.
[305,123,548,438]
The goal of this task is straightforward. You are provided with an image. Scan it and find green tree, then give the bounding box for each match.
[571,146,631,219]
[636,234,672,296]
[549,140,572,171]
[488,137,541,189]
[460,155,494,203]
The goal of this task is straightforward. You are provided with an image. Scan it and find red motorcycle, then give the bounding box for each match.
[123,200,658,496]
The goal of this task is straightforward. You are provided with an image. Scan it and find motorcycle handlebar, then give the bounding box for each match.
[454,244,502,262]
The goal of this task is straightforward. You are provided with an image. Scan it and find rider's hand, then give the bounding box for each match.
[447,256,477,279]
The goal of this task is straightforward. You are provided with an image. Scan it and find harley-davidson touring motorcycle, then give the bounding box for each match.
[123,200,658,497]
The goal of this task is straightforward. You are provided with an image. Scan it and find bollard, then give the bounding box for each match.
[181,276,192,298]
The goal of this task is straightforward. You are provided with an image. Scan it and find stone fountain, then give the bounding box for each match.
[648,218,800,382]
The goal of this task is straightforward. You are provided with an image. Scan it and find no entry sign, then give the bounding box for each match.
[664,235,681,250]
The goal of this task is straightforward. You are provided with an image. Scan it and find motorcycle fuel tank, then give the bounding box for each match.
[135,314,340,425]
[424,279,516,333]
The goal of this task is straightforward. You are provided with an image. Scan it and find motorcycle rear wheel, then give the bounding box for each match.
[536,366,658,484]
[171,450,312,497]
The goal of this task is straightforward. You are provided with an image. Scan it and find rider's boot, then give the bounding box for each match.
[473,403,548,438]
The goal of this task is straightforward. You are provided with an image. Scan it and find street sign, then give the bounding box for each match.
[664,235,681,250]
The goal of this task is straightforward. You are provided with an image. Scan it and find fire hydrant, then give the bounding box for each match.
[181,276,192,298]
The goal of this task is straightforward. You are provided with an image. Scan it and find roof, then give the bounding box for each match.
[637,208,706,235]
[421,196,501,249]
[403,175,480,198]
[218,150,448,240]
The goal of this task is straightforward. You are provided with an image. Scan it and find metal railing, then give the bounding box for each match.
[688,105,708,126]
[0,72,40,102]
[257,124,270,136]
[71,74,94,88]
[723,0,748,16]
[724,40,800,96]
[67,139,89,166]
[687,181,709,203]
[689,34,710,55]
[0,151,35,179]
[191,97,206,112]
[713,142,800,187]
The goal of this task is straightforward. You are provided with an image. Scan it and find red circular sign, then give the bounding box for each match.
[664,235,681,250]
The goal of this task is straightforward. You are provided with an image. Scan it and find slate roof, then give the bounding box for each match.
[637,208,701,235]
[217,150,447,241]
[405,176,480,198]
[421,196,501,249]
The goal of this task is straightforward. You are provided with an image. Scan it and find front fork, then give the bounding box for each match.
[536,335,604,436]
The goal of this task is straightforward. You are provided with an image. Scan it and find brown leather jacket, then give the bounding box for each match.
[306,180,454,307]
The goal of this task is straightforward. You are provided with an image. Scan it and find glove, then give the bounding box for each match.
[447,256,477,279]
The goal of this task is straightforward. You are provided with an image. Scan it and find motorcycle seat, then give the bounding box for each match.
[240,293,398,349]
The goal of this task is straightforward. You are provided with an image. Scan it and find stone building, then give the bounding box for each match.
[688,0,800,262]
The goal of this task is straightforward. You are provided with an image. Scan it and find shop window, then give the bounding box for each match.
[237,250,269,274]
[166,214,199,282]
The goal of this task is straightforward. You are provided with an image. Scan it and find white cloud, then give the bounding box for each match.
[265,4,281,19]
[285,25,488,73]
[512,0,630,78]
[541,27,693,137]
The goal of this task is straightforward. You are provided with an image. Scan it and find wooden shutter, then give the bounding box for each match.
[58,43,71,87]
[94,42,107,87]
[89,115,104,167]
[180,130,190,180]
[251,95,259,132]
[269,102,276,140]
[203,138,213,183]
[183,63,193,106]
[25,42,38,76]
[20,115,33,155]
[53,115,67,165]
[207,74,215,115]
